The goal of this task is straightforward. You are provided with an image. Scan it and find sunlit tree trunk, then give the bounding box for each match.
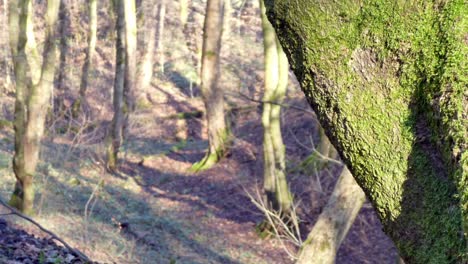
[106,0,125,171]
[73,0,97,115]
[259,0,294,225]
[296,167,365,264]
[156,0,166,73]
[25,0,40,86]
[190,0,229,172]
[136,0,158,108]
[123,0,137,114]
[266,0,467,262]
[9,0,60,215]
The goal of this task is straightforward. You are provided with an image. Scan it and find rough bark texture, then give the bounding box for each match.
[106,0,126,171]
[191,0,229,172]
[265,0,467,263]
[9,0,60,215]
[297,167,365,264]
[260,0,293,220]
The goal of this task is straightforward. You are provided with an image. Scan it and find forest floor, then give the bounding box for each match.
[0,1,398,263]
[0,82,398,264]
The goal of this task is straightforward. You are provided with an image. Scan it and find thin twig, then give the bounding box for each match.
[226,91,317,115]
[0,198,92,263]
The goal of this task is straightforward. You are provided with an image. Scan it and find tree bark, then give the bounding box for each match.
[156,0,166,73]
[106,0,126,171]
[25,0,40,86]
[190,0,229,172]
[9,0,60,215]
[123,0,137,114]
[56,0,70,93]
[259,0,294,223]
[135,0,158,108]
[265,1,467,262]
[73,0,97,115]
[296,167,365,264]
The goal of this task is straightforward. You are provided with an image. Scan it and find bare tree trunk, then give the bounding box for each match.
[73,0,97,116]
[296,167,365,264]
[135,0,158,108]
[190,0,229,172]
[259,0,294,224]
[105,0,125,171]
[156,0,166,73]
[53,0,71,115]
[25,0,40,86]
[9,0,60,215]
[123,0,137,114]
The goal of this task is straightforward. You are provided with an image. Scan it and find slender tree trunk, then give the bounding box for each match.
[190,0,228,172]
[182,0,203,86]
[260,0,294,223]
[265,1,467,262]
[296,167,365,264]
[156,0,166,73]
[106,0,125,171]
[9,0,60,215]
[123,0,137,115]
[25,0,40,86]
[135,0,158,108]
[56,0,70,92]
[73,0,97,116]
[9,0,29,213]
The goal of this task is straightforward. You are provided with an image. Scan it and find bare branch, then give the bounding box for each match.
[0,198,92,263]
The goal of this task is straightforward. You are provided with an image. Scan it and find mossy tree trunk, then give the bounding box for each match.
[259,0,295,227]
[8,0,60,215]
[106,0,137,171]
[106,0,126,171]
[73,0,97,116]
[265,0,467,263]
[296,167,365,264]
[191,0,229,172]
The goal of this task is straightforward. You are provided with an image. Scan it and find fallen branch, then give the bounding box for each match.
[0,198,92,263]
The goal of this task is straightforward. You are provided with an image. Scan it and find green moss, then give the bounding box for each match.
[266,0,467,262]
[0,119,12,130]
[189,152,219,172]
[189,128,231,173]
